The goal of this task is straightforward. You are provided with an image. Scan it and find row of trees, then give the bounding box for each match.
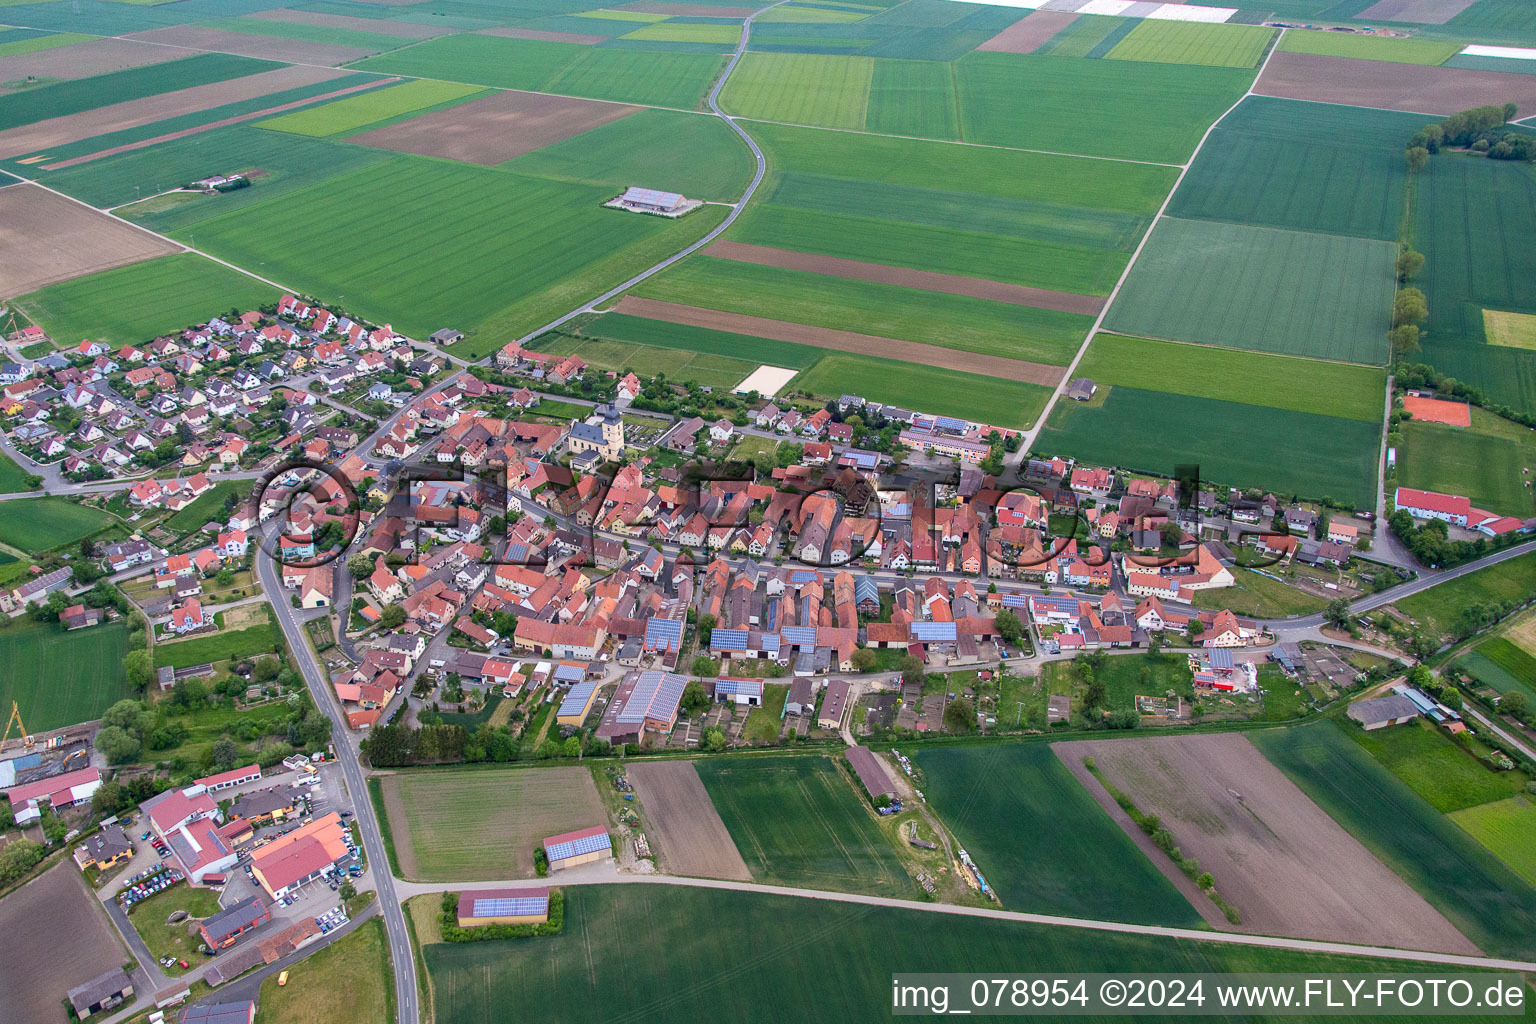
[361,720,622,767]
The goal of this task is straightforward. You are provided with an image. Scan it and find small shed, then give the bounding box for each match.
[1066,378,1098,402]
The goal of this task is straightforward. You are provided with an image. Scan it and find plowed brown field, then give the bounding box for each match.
[629,761,752,881]
[0,184,178,295]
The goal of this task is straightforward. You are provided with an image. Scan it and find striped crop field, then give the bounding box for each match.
[257,78,486,136]
[1105,20,1274,69]
[720,52,873,129]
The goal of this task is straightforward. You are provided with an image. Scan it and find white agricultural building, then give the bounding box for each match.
[607,187,703,218]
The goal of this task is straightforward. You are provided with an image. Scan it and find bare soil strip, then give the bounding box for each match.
[0,64,350,159]
[42,76,398,170]
[121,25,376,66]
[619,0,757,15]
[1356,0,1478,24]
[0,184,178,294]
[476,26,608,45]
[1057,734,1480,954]
[706,240,1106,315]
[977,10,1079,54]
[0,865,127,1024]
[615,295,1069,384]
[1255,51,1536,114]
[245,7,454,37]
[629,761,752,881]
[0,38,185,89]
[348,88,639,165]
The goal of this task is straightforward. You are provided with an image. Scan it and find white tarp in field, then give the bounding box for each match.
[1461,45,1536,60]
[734,365,799,398]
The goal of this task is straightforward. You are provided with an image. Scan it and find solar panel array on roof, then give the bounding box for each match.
[472,894,548,917]
[760,632,781,653]
[999,593,1028,608]
[934,416,967,431]
[1209,648,1234,669]
[910,621,958,642]
[715,677,763,697]
[621,186,682,208]
[645,617,683,651]
[559,681,598,718]
[781,626,817,647]
[787,570,818,585]
[616,671,687,724]
[547,830,611,861]
[553,663,584,682]
[710,629,750,651]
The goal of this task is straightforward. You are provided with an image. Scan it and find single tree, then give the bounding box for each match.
[1395,248,1425,282]
[1405,145,1429,171]
[379,604,406,630]
[1392,288,1428,327]
[943,697,977,733]
[347,554,374,580]
[994,609,1024,644]
[1324,597,1352,630]
[850,647,878,672]
[681,680,710,716]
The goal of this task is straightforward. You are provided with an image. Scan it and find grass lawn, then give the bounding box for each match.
[1394,551,1536,641]
[916,743,1199,924]
[127,883,222,972]
[163,480,251,536]
[256,917,393,1024]
[257,78,485,137]
[1347,717,1529,813]
[727,434,777,462]
[1253,662,1312,722]
[422,883,1514,1024]
[742,683,788,743]
[1451,795,1536,888]
[695,754,910,895]
[792,354,1051,429]
[1191,567,1329,619]
[11,253,277,350]
[0,619,133,731]
[154,621,283,670]
[1252,718,1536,958]
[1074,335,1384,422]
[1395,407,1536,519]
[0,449,36,493]
[0,496,116,553]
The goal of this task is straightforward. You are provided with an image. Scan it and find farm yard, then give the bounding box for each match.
[915,743,1199,925]
[626,761,751,880]
[376,766,608,880]
[0,864,127,1024]
[0,619,133,732]
[694,754,911,896]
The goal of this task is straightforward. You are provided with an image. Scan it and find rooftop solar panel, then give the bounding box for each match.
[548,831,611,860]
[645,617,683,650]
[472,895,547,917]
[910,622,957,642]
[782,626,817,646]
[559,681,598,717]
[710,629,750,650]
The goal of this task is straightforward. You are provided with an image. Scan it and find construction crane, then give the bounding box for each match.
[1,701,34,751]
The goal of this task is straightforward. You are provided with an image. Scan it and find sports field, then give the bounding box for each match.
[1395,408,1536,519]
[1394,552,1536,641]
[1347,717,1529,814]
[351,33,727,109]
[1073,335,1385,421]
[1276,30,1461,66]
[1104,217,1395,364]
[694,755,911,896]
[1452,795,1536,888]
[256,78,485,136]
[1252,718,1536,958]
[1105,20,1273,68]
[0,619,133,732]
[0,496,115,553]
[153,621,283,670]
[376,766,607,880]
[1038,386,1379,507]
[1170,97,1425,241]
[915,743,1200,925]
[424,883,1525,1024]
[633,256,1090,365]
[792,353,1052,428]
[174,157,712,344]
[12,253,275,349]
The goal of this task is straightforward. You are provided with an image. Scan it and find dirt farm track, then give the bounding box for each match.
[1058,733,1480,955]
[628,761,752,881]
[0,862,128,1024]
[0,184,178,296]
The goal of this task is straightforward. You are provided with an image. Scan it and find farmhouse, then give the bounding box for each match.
[543,825,611,871]
[1347,694,1421,730]
[610,186,695,216]
[1065,378,1098,402]
[66,968,133,1019]
[199,895,271,949]
[455,887,550,927]
[596,669,687,744]
[714,676,763,707]
[845,745,896,803]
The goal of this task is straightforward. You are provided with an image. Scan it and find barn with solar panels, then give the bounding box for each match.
[542,826,612,871]
[607,186,702,218]
[456,887,550,928]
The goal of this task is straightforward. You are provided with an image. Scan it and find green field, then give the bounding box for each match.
[1252,718,1536,958]
[0,496,116,554]
[792,354,1052,428]
[504,107,753,200]
[1461,635,1536,704]
[0,53,274,132]
[1277,30,1461,66]
[694,755,911,896]
[1047,652,1196,715]
[0,31,93,57]
[1074,334,1385,421]
[173,157,717,346]
[153,621,282,670]
[1105,20,1273,68]
[201,15,413,53]
[1394,551,1536,641]
[1036,14,1125,59]
[1170,96,1425,241]
[621,21,740,43]
[1104,218,1395,364]
[425,883,1525,1024]
[1451,795,1536,887]
[1415,156,1536,416]
[1485,308,1536,351]
[351,34,727,109]
[570,311,823,368]
[12,253,276,349]
[720,52,873,129]
[0,450,35,493]
[635,256,1090,365]
[1039,386,1379,507]
[865,58,958,139]
[536,334,757,389]
[1347,717,1529,813]
[917,743,1200,924]
[0,620,133,732]
[257,917,394,1024]
[1395,408,1536,519]
[256,78,485,137]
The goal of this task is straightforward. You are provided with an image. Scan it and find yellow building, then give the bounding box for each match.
[456,887,550,928]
